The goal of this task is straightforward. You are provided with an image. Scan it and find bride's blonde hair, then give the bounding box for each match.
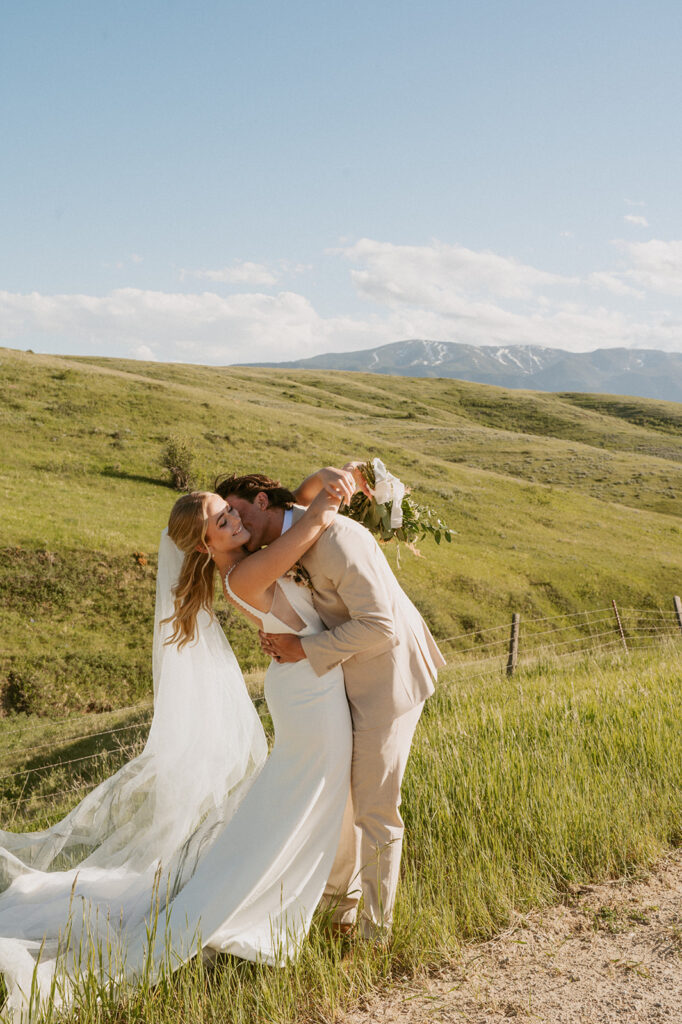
[166,492,217,649]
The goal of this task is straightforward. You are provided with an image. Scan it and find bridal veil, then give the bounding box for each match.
[0,530,268,1020]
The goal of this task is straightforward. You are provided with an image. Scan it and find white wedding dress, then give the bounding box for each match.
[0,533,351,1022]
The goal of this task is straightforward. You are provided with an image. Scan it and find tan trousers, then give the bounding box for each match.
[323,701,424,936]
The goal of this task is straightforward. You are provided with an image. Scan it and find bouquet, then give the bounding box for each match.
[341,458,454,547]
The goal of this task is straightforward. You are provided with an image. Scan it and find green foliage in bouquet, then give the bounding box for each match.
[341,460,454,545]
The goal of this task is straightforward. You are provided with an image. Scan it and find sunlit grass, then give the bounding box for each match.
[3,346,682,718]
[2,645,681,1022]
[3,347,682,1017]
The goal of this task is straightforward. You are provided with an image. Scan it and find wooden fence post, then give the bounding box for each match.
[674,596,682,634]
[612,600,628,652]
[506,613,520,676]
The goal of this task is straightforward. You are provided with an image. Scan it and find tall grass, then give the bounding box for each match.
[3,643,681,1023]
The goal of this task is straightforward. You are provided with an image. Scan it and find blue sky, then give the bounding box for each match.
[2,0,682,363]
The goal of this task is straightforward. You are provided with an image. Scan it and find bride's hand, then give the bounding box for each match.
[259,631,305,663]
[293,463,369,508]
[342,461,372,499]
[308,481,345,524]
[315,466,357,507]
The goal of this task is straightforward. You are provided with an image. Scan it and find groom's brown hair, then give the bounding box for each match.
[215,472,297,510]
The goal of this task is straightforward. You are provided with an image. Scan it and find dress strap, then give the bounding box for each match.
[224,566,262,620]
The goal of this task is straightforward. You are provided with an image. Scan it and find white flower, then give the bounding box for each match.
[370,458,405,528]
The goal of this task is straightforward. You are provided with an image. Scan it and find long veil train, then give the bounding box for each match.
[0,530,268,1020]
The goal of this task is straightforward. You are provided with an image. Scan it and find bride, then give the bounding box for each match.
[0,469,356,1021]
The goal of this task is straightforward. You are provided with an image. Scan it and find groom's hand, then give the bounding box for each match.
[259,631,306,663]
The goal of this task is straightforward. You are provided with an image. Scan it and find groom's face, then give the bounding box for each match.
[224,492,281,551]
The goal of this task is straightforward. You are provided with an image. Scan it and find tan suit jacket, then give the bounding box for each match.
[295,508,445,731]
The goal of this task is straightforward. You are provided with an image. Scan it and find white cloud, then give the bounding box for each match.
[620,239,682,296]
[0,287,389,363]
[341,239,578,313]
[4,236,682,363]
[183,261,279,286]
[624,214,649,227]
[588,271,643,298]
[339,238,682,353]
[132,344,156,360]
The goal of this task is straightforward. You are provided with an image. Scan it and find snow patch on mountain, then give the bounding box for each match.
[240,339,682,402]
[493,348,530,371]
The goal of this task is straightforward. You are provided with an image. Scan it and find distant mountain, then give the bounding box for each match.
[243,340,682,402]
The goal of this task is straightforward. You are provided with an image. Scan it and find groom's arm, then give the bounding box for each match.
[298,524,396,677]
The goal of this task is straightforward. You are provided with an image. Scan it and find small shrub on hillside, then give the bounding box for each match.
[1,652,153,717]
[160,435,196,491]
[2,669,38,714]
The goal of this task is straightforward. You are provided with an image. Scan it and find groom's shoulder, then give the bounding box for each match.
[292,505,378,558]
[320,512,378,554]
[331,511,374,536]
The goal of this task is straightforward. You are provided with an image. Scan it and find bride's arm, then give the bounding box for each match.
[227,488,340,604]
[293,463,369,507]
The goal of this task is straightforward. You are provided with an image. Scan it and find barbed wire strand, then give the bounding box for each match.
[440,636,512,656]
[442,633,627,674]
[1,719,153,763]
[0,699,154,755]
[616,612,663,619]
[518,639,626,665]
[434,622,511,644]
[442,617,621,652]
[3,610,681,791]
[436,606,678,647]
[3,692,269,765]
[2,786,106,809]
[0,641,653,827]
[620,608,680,617]
[437,614,624,648]
[435,606,618,645]
[9,607,670,763]
[516,606,615,625]
[9,631,678,820]
[622,622,679,630]
[533,628,622,650]
[0,745,146,783]
[454,629,621,662]
[521,617,616,640]
[626,640,679,649]
[3,750,143,806]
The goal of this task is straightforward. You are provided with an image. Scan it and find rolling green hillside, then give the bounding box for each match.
[2,345,682,716]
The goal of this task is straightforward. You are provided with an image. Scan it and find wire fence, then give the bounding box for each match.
[2,598,682,823]
[438,598,682,673]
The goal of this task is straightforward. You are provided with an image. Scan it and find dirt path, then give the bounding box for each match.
[341,851,682,1023]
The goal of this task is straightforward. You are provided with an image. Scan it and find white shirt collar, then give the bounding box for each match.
[281,507,293,534]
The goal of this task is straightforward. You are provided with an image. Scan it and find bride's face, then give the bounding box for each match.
[203,494,251,555]
[222,492,275,551]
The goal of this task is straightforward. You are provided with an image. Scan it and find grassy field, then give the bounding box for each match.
[2,345,682,716]
[2,346,682,1019]
[1,645,681,1022]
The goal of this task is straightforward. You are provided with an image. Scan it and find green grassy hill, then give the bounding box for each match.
[2,345,682,716]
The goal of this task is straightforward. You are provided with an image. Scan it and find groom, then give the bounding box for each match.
[215,467,445,939]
